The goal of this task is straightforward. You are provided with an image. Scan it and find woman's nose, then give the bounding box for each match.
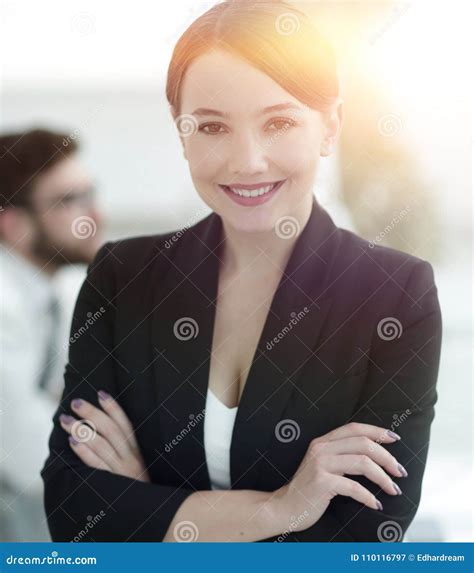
[226,131,269,177]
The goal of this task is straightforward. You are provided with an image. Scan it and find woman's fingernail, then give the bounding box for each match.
[98,390,111,401]
[69,436,79,446]
[397,463,408,477]
[71,399,83,409]
[60,414,74,425]
[386,430,401,440]
[376,500,383,511]
[392,482,402,495]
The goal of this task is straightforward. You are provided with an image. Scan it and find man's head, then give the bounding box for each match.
[0,128,102,271]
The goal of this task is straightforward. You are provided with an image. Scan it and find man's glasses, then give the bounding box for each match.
[29,185,97,213]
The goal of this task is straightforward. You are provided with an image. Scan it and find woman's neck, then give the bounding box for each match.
[220,198,313,278]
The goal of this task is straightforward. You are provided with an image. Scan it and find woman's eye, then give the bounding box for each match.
[199,123,226,135]
[267,118,296,132]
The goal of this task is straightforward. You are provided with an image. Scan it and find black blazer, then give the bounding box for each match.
[42,198,442,542]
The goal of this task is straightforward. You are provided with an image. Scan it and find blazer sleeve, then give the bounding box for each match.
[41,242,195,542]
[319,260,442,541]
[265,260,442,542]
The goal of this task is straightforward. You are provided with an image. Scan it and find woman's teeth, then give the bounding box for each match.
[226,182,277,197]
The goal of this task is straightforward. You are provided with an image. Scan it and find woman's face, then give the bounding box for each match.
[175,49,337,233]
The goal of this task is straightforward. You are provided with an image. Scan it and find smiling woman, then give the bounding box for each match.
[42,0,442,543]
[167,0,341,234]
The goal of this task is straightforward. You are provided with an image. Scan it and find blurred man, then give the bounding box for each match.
[0,128,103,540]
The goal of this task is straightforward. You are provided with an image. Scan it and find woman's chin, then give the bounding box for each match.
[216,205,277,234]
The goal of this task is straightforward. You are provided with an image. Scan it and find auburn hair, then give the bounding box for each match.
[166,0,339,115]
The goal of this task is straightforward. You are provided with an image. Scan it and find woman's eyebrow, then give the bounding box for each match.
[191,102,303,118]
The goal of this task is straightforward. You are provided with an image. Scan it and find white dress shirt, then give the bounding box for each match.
[0,245,82,493]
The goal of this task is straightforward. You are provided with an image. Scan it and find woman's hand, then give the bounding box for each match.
[270,422,408,532]
[59,390,150,483]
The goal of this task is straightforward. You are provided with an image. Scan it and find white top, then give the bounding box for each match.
[203,387,238,490]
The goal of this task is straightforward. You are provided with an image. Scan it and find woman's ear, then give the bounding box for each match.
[320,98,344,157]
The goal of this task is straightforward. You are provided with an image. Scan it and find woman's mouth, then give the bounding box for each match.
[218,179,286,206]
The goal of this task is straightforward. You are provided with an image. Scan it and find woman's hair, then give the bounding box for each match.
[166,0,339,115]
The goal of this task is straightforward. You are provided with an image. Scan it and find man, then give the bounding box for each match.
[0,128,103,540]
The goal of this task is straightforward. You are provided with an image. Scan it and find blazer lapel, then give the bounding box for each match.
[150,198,342,491]
[230,198,341,489]
[150,212,222,489]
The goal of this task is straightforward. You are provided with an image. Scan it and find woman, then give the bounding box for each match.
[42,0,442,542]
